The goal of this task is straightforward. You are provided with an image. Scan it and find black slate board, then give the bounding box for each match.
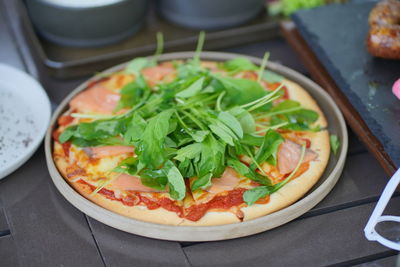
[292,1,400,167]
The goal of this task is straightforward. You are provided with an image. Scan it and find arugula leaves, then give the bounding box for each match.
[192,135,225,191]
[222,57,283,84]
[174,143,202,162]
[124,113,147,144]
[61,56,322,203]
[227,158,271,186]
[218,111,243,139]
[114,75,149,112]
[113,157,138,176]
[263,70,284,83]
[330,134,340,155]
[261,100,320,132]
[162,160,186,200]
[252,130,284,167]
[176,76,205,98]
[59,117,129,146]
[243,186,274,205]
[216,75,267,107]
[229,107,255,132]
[125,58,149,76]
[223,58,258,74]
[136,109,174,168]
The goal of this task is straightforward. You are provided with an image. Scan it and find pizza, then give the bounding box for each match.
[52,56,330,226]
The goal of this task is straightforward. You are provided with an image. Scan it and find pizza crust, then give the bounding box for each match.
[53,74,330,227]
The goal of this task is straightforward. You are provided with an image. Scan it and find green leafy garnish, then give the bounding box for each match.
[257,52,270,83]
[223,57,258,74]
[114,75,149,112]
[227,158,271,185]
[152,32,164,65]
[252,130,284,167]
[216,75,268,107]
[330,134,340,155]
[136,109,174,168]
[263,70,284,83]
[193,31,205,65]
[162,160,186,200]
[174,143,202,162]
[176,76,205,98]
[125,32,165,75]
[125,58,149,76]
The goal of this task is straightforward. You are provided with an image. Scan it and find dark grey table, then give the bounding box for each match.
[1,1,399,266]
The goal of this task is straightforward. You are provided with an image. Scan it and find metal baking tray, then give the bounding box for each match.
[15,0,281,79]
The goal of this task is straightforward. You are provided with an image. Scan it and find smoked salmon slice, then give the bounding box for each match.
[277,140,317,174]
[85,146,134,158]
[142,64,175,87]
[111,174,162,192]
[70,85,120,114]
[206,167,240,194]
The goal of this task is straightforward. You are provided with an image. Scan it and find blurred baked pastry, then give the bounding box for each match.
[367,0,400,59]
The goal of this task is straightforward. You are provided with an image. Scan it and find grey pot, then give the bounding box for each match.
[158,0,266,30]
[25,0,149,47]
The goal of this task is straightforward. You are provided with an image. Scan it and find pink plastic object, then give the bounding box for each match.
[393,79,400,100]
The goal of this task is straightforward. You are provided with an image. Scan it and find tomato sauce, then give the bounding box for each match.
[281,162,310,181]
[62,142,71,157]
[265,161,311,184]
[185,188,246,221]
[242,71,258,80]
[99,187,118,200]
[139,196,184,217]
[58,115,74,126]
[255,195,270,204]
[52,130,60,141]
[52,128,71,157]
[66,164,86,179]
[302,138,311,148]
[121,194,139,206]
[77,179,250,222]
[78,179,184,217]
[266,82,289,99]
